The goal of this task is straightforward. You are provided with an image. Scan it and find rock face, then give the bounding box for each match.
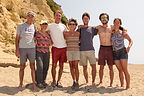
[0,0,56,43]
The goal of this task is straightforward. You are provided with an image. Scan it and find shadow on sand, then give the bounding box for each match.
[0,83,125,95]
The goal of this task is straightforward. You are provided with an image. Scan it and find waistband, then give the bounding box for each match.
[100,45,112,47]
[113,47,126,52]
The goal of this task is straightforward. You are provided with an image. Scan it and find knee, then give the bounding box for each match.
[75,66,79,70]
[20,64,26,71]
[91,65,96,69]
[83,67,87,72]
[59,65,63,70]
[52,65,57,70]
[99,67,104,71]
[30,63,35,70]
[117,68,123,73]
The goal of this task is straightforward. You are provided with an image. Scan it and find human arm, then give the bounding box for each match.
[15,24,22,58]
[15,35,21,58]
[123,32,133,53]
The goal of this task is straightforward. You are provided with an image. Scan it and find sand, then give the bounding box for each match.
[0,43,144,96]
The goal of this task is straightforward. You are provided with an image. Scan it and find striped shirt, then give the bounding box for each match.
[35,31,51,53]
[65,32,80,51]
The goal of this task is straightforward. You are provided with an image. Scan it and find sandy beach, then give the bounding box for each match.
[0,60,144,96]
[0,43,144,96]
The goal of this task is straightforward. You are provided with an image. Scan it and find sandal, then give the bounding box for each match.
[51,82,56,87]
[56,82,63,88]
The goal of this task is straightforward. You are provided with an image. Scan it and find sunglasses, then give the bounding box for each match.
[68,23,76,26]
[101,17,108,20]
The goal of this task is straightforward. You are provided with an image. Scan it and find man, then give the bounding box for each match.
[96,13,114,87]
[46,10,68,88]
[77,12,98,86]
[15,11,36,89]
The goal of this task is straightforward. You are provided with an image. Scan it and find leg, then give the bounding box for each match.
[83,65,88,84]
[30,62,36,89]
[115,61,124,87]
[43,52,50,82]
[19,63,26,88]
[51,63,57,82]
[57,62,64,82]
[91,64,96,85]
[99,65,104,85]
[69,61,75,81]
[108,65,114,87]
[36,52,43,84]
[51,47,59,84]
[74,60,79,82]
[120,60,130,89]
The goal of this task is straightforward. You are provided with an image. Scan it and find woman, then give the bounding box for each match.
[111,18,133,89]
[63,18,80,90]
[35,20,51,89]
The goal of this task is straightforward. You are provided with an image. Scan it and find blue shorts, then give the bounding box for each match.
[113,47,128,61]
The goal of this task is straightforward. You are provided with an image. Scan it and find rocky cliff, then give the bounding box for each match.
[0,0,64,45]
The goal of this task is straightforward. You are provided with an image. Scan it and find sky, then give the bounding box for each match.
[54,0,144,64]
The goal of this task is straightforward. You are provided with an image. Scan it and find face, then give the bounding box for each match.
[68,21,76,31]
[40,23,48,30]
[26,14,35,23]
[114,19,121,28]
[82,16,89,25]
[54,12,62,23]
[100,15,108,24]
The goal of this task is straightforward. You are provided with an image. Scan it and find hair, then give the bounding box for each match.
[114,18,124,31]
[99,13,109,20]
[114,18,122,25]
[68,18,78,26]
[82,12,90,19]
[54,10,62,15]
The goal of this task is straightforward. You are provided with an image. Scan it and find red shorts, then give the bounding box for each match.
[52,47,67,64]
[98,45,114,66]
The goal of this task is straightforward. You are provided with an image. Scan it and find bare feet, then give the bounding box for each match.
[98,82,103,86]
[126,86,130,90]
[85,82,90,86]
[109,84,113,87]
[18,84,23,89]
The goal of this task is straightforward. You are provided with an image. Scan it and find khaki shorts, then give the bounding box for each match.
[66,51,80,61]
[80,50,96,66]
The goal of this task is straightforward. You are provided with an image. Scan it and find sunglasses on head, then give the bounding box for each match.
[41,23,48,25]
[101,17,108,20]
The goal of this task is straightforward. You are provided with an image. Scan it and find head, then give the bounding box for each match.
[40,20,48,30]
[68,18,78,31]
[113,18,124,30]
[82,12,90,25]
[26,11,35,23]
[99,13,109,25]
[54,10,62,24]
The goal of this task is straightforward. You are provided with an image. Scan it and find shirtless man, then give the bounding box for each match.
[96,13,114,87]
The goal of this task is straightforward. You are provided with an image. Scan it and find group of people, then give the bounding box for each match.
[15,10,133,90]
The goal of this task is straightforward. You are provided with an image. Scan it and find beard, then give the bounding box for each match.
[102,21,108,25]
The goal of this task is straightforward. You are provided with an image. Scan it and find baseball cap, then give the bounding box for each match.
[40,20,48,25]
[27,11,35,17]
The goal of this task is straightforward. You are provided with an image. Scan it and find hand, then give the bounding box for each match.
[78,25,84,29]
[46,30,50,34]
[126,47,130,53]
[15,50,20,58]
